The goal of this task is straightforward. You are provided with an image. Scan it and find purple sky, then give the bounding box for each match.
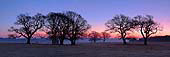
[0,0,170,37]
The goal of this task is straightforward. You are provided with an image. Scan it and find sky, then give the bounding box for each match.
[0,0,170,37]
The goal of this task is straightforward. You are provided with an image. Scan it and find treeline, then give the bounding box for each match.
[8,11,161,45]
[105,14,161,45]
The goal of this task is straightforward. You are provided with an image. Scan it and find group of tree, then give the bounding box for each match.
[105,14,161,45]
[8,11,161,45]
[9,11,91,45]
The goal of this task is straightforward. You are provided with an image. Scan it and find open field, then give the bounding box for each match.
[0,42,170,57]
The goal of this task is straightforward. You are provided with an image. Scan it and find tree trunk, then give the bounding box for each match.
[103,38,106,42]
[122,38,127,45]
[26,38,31,44]
[144,38,147,45]
[94,39,96,43]
[71,40,76,45]
[59,39,64,45]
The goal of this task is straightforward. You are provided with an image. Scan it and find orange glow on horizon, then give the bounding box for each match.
[1,23,170,38]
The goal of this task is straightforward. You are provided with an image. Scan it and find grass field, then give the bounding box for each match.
[0,42,170,57]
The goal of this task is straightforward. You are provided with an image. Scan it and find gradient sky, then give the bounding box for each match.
[0,0,170,37]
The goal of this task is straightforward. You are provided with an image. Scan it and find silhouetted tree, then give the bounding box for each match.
[88,31,101,43]
[46,12,70,45]
[105,14,135,45]
[8,13,45,44]
[134,15,161,45]
[65,11,91,45]
[101,31,111,42]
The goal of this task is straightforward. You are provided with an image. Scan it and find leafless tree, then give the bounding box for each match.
[105,14,135,45]
[134,15,161,45]
[8,13,45,44]
[64,11,91,45]
[88,31,101,43]
[101,31,111,42]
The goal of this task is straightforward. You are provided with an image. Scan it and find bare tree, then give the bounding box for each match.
[8,13,45,44]
[88,31,101,43]
[64,11,91,45]
[105,14,135,45]
[134,15,161,45]
[46,12,70,45]
[101,31,111,42]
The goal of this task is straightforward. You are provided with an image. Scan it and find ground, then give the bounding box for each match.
[0,42,170,57]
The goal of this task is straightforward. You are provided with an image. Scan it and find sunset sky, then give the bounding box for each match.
[0,0,170,37]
